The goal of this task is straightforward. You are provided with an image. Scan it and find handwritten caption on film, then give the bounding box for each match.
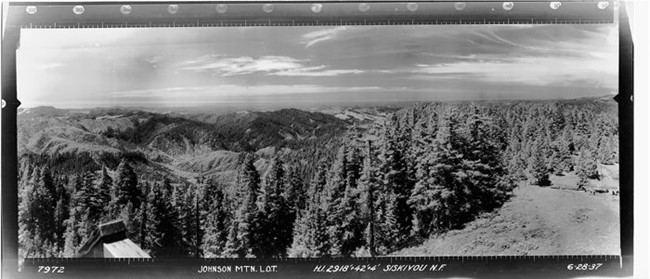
[198,265,278,273]
[197,263,447,274]
[313,263,446,273]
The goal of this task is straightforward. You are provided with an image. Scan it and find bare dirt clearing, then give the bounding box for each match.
[393,185,620,256]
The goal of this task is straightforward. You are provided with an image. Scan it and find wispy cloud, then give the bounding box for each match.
[423,53,479,60]
[180,56,301,76]
[272,68,364,77]
[301,26,348,48]
[178,55,363,77]
[475,28,536,50]
[411,54,617,88]
[107,84,384,99]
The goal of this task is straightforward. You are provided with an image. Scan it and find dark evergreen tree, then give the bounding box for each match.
[576,149,600,190]
[358,140,378,256]
[32,167,57,250]
[225,154,261,258]
[80,170,104,226]
[284,165,306,215]
[258,156,293,257]
[18,164,37,259]
[224,219,244,257]
[460,107,514,211]
[178,188,200,257]
[408,109,463,235]
[95,166,113,214]
[144,182,177,257]
[550,106,566,137]
[168,183,190,255]
[346,146,362,190]
[324,146,349,255]
[527,140,551,186]
[379,193,401,253]
[111,159,141,213]
[62,175,86,257]
[62,212,80,257]
[377,115,413,249]
[53,186,70,251]
[506,140,528,180]
[201,180,229,257]
[337,182,364,256]
[597,135,618,165]
[287,209,313,257]
[138,182,150,246]
[194,189,203,258]
[288,160,330,257]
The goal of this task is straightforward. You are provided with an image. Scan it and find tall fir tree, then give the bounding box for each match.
[225,154,261,258]
[377,115,413,249]
[138,181,150,247]
[80,170,104,226]
[31,167,57,252]
[284,165,306,216]
[62,175,86,257]
[408,113,437,238]
[358,140,378,256]
[200,180,229,257]
[169,183,190,256]
[179,189,201,257]
[53,185,70,251]
[408,108,465,234]
[346,146,362,190]
[95,166,113,218]
[287,209,313,257]
[337,182,364,256]
[111,159,141,214]
[460,107,513,212]
[527,140,551,186]
[144,182,177,257]
[325,146,349,255]
[18,164,37,259]
[576,149,600,190]
[224,219,244,257]
[288,160,330,257]
[258,156,293,257]
[62,212,80,257]
[597,135,618,165]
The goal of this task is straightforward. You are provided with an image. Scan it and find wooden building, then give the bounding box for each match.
[78,220,150,258]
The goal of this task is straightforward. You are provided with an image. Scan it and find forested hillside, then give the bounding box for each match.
[17,97,618,258]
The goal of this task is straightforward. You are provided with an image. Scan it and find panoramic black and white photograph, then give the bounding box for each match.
[16,24,619,259]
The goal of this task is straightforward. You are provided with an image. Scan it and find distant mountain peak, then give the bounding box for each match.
[18,106,68,117]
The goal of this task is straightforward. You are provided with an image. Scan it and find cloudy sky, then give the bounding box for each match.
[17,24,617,109]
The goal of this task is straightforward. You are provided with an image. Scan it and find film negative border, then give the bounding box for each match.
[19,255,625,279]
[0,1,633,279]
[4,1,614,28]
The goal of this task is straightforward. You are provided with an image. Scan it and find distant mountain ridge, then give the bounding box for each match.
[18,106,70,118]
[18,106,350,182]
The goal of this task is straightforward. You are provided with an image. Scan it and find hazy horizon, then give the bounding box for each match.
[18,24,618,109]
[19,92,617,115]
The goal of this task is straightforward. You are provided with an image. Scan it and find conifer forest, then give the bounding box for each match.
[17,98,618,258]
